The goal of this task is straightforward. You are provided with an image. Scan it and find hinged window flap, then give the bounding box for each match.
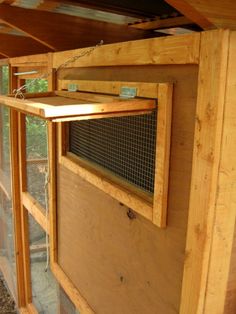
[0,91,156,121]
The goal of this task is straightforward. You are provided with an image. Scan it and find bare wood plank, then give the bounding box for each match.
[165,0,214,29]
[10,109,26,307]
[57,80,159,99]
[206,30,236,314]
[18,113,33,305]
[153,83,173,227]
[167,0,236,30]
[131,16,192,30]
[0,94,156,119]
[180,29,230,314]
[22,192,49,234]
[53,33,201,68]
[52,110,153,122]
[48,121,57,264]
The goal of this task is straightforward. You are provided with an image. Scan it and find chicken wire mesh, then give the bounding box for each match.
[69,110,157,194]
[26,115,49,212]
[0,105,18,300]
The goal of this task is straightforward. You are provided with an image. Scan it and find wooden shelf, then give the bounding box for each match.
[0,91,156,121]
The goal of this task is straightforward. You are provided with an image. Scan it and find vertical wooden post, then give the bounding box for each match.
[18,113,32,305]
[48,121,57,265]
[10,110,26,307]
[180,29,231,314]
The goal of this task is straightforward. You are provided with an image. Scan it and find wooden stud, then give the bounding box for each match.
[22,192,49,234]
[10,109,27,307]
[205,30,236,314]
[18,112,33,305]
[180,29,230,314]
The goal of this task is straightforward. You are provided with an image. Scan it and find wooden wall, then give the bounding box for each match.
[58,66,198,314]
[56,64,198,314]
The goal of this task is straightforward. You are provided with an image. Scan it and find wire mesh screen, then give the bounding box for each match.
[28,213,59,313]
[0,65,9,95]
[26,116,48,211]
[69,110,157,194]
[0,105,18,301]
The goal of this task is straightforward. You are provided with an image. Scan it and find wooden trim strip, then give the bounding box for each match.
[153,83,173,227]
[57,80,159,99]
[22,192,49,234]
[60,154,153,221]
[53,33,200,68]
[51,263,95,314]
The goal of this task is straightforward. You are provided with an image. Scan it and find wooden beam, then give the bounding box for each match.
[0,55,8,61]
[131,16,192,30]
[0,4,153,52]
[204,30,236,314]
[165,0,214,29]
[53,32,200,68]
[180,29,230,314]
[166,0,236,30]
[0,33,51,57]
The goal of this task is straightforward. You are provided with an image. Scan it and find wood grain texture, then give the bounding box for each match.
[180,30,230,314]
[165,0,214,29]
[167,0,236,30]
[131,16,192,30]
[222,31,236,314]
[53,33,200,68]
[153,83,173,227]
[57,80,159,99]
[0,4,152,52]
[0,93,156,119]
[56,64,198,313]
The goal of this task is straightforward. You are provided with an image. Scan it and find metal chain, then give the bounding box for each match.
[13,40,104,99]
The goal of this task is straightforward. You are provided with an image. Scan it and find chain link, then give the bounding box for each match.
[13,40,103,99]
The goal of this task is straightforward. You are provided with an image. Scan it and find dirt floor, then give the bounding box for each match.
[0,273,16,314]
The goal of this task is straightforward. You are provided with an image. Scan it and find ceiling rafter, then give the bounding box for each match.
[0,4,153,52]
[130,16,192,30]
[0,52,9,58]
[165,0,236,29]
[0,33,51,57]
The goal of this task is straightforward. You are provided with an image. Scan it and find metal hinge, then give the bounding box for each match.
[119,86,137,99]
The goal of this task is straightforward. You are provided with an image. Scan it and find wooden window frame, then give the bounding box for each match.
[57,80,173,228]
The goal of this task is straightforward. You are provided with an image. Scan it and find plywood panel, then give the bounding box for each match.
[57,65,198,314]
